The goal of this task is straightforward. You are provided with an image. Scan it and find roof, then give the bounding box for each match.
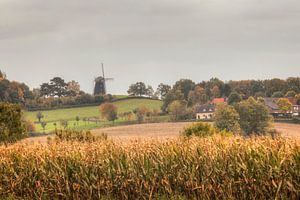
[264,98,279,111]
[195,104,215,113]
[211,98,225,104]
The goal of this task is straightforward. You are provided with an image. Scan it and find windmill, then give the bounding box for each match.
[93,63,114,95]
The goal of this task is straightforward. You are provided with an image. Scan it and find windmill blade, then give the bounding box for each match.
[105,78,114,81]
[101,63,105,79]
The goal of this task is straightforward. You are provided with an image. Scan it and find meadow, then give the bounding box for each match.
[1,135,299,199]
[24,98,163,133]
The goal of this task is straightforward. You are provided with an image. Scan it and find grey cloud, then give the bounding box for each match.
[0,0,300,94]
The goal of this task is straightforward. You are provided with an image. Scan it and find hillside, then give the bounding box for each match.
[25,98,163,133]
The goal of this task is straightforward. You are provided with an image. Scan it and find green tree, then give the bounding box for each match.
[99,103,118,123]
[285,90,296,98]
[172,79,195,100]
[0,102,27,142]
[167,100,187,121]
[235,97,272,135]
[75,116,80,125]
[127,82,147,96]
[227,92,242,105]
[271,91,284,98]
[277,98,292,113]
[214,104,240,133]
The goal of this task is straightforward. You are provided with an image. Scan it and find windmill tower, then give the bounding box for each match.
[93,63,114,95]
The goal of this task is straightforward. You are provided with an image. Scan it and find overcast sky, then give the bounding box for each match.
[1,0,300,94]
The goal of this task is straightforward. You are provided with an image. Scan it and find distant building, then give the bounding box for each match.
[264,98,300,117]
[195,98,226,120]
[195,104,216,120]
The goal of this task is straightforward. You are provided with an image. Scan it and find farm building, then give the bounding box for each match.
[195,104,216,120]
[264,98,300,117]
[195,98,226,120]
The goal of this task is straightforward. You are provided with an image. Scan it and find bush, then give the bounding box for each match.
[182,122,215,137]
[0,102,27,143]
[54,129,106,142]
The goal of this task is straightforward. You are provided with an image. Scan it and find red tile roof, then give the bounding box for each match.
[211,98,225,104]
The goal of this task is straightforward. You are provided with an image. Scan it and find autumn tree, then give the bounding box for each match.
[277,98,292,114]
[133,106,149,123]
[167,100,187,121]
[67,80,81,96]
[188,86,208,105]
[99,103,118,123]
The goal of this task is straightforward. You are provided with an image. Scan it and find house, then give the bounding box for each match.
[287,98,300,116]
[264,98,300,117]
[195,98,226,120]
[195,104,215,120]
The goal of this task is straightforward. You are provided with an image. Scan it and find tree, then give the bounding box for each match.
[235,97,272,135]
[172,79,196,100]
[271,91,284,98]
[286,77,300,93]
[285,90,296,98]
[36,111,44,123]
[60,120,69,129]
[99,103,118,123]
[127,82,147,96]
[49,77,68,97]
[188,86,208,105]
[211,85,221,98]
[156,83,171,100]
[214,104,240,133]
[146,85,154,98]
[296,94,300,105]
[264,78,286,97]
[227,92,242,105]
[167,100,187,121]
[75,116,80,125]
[67,80,80,96]
[133,106,149,123]
[41,121,47,132]
[40,77,68,98]
[0,102,27,142]
[277,98,292,113]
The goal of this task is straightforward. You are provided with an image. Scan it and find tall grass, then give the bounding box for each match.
[0,136,299,199]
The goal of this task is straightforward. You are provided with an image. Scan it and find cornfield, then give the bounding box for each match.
[0,136,299,199]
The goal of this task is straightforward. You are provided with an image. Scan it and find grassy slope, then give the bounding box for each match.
[25,98,162,133]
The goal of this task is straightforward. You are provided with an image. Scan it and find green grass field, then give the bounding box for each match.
[25,98,163,133]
